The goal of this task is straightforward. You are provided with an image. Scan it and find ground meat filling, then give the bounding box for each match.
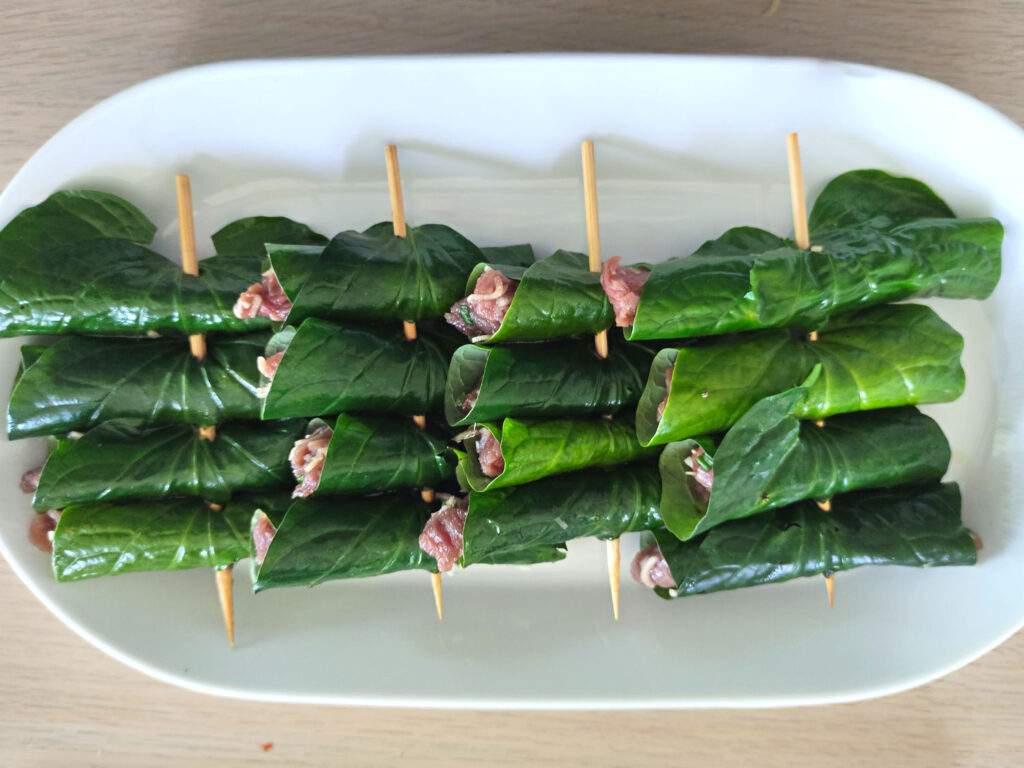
[419,497,468,573]
[461,385,481,414]
[657,364,674,421]
[476,428,505,478]
[684,445,714,508]
[630,542,676,590]
[233,269,292,322]
[29,510,61,554]
[257,351,284,381]
[444,268,517,338]
[289,425,333,498]
[601,256,649,327]
[20,466,41,495]
[251,511,278,566]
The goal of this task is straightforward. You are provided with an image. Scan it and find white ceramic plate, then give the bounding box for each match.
[1,55,1022,709]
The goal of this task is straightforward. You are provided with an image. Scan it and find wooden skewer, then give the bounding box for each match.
[785,135,834,608]
[581,139,620,620]
[384,145,442,618]
[176,174,234,644]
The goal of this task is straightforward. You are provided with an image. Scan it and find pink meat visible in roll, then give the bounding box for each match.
[476,428,505,478]
[257,351,284,380]
[684,444,714,507]
[29,510,61,554]
[234,269,292,322]
[461,385,481,415]
[657,364,673,421]
[20,466,41,495]
[289,424,333,498]
[601,256,649,327]
[630,542,676,590]
[419,497,468,573]
[445,268,517,338]
[251,511,278,566]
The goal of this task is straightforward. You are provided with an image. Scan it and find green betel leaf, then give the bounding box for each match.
[653,483,976,598]
[260,318,455,419]
[311,414,455,496]
[459,416,659,491]
[7,333,267,439]
[479,244,535,264]
[637,303,964,446]
[272,222,496,323]
[52,495,265,582]
[628,228,786,339]
[461,464,662,566]
[0,189,156,259]
[468,250,613,342]
[252,493,435,589]
[0,238,269,336]
[33,419,305,509]
[658,388,951,540]
[211,216,328,256]
[808,169,954,234]
[625,170,1001,341]
[445,340,654,427]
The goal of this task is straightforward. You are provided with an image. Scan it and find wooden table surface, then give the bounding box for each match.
[2,2,1021,765]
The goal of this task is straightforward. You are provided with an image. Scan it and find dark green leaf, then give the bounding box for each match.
[654,483,976,598]
[252,493,435,589]
[260,318,455,419]
[479,244,535,265]
[459,416,659,491]
[468,250,612,342]
[808,169,954,234]
[659,384,950,539]
[0,238,268,336]
[8,333,267,439]
[462,464,662,566]
[310,414,455,496]
[637,303,964,446]
[211,216,328,256]
[271,222,487,323]
[446,340,653,427]
[626,170,1001,340]
[34,419,304,509]
[52,495,265,582]
[0,189,155,259]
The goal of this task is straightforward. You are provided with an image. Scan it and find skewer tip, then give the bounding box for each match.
[215,565,235,647]
[606,538,621,620]
[431,572,444,620]
[825,574,835,608]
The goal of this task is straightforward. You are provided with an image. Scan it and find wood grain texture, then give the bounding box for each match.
[2,1,1023,765]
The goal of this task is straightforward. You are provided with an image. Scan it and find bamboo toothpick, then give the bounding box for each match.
[176,173,233,642]
[581,140,620,620]
[785,135,834,608]
[384,145,442,617]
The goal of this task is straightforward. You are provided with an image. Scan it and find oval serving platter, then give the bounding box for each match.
[0,54,1021,708]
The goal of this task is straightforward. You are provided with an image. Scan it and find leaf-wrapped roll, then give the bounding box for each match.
[446,340,653,427]
[461,464,661,566]
[8,333,267,439]
[33,420,304,509]
[268,223,533,324]
[621,170,1002,341]
[259,319,456,419]
[658,379,951,540]
[251,493,565,590]
[446,250,612,342]
[651,483,976,598]
[51,492,293,582]
[457,416,658,492]
[638,303,963,446]
[290,414,454,498]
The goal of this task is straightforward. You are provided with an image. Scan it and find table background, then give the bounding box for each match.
[1,1,1021,765]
